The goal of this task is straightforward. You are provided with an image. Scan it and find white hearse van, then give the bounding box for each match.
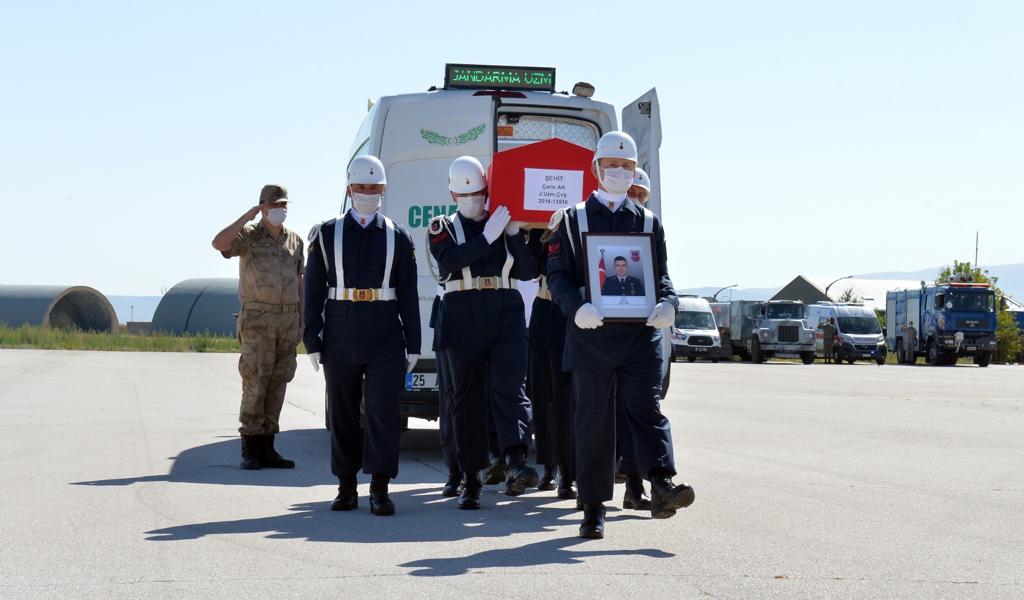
[342,64,663,423]
[805,302,886,365]
[671,296,722,362]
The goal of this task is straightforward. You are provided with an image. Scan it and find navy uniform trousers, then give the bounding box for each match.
[430,293,459,473]
[304,212,421,480]
[545,196,679,503]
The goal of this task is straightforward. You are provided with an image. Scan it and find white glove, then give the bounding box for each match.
[406,353,419,374]
[504,221,524,235]
[308,352,321,372]
[574,303,604,329]
[646,302,675,329]
[483,206,511,243]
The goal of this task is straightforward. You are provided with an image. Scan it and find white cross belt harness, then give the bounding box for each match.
[442,215,516,294]
[563,198,655,297]
[326,214,398,302]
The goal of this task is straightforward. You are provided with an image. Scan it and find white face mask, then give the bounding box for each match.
[265,207,287,226]
[599,166,634,195]
[351,192,382,215]
[456,195,486,220]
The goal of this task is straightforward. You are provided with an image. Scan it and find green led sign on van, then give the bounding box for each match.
[444,64,556,92]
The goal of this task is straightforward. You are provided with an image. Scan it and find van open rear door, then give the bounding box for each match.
[621,88,662,216]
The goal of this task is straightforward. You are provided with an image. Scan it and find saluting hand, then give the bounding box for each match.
[244,205,261,221]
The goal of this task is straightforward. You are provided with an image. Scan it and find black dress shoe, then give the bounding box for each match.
[239,436,260,470]
[649,474,695,519]
[578,503,606,539]
[458,472,482,510]
[537,465,557,491]
[623,474,651,510]
[441,470,463,498]
[369,475,395,516]
[556,473,577,499]
[504,446,540,496]
[258,434,295,469]
[331,477,358,511]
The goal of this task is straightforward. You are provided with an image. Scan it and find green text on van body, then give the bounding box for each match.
[408,204,457,228]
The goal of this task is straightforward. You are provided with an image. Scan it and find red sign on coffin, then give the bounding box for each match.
[487,138,599,225]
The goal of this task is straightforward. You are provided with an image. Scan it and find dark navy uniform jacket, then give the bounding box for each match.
[546,194,677,370]
[527,230,567,350]
[602,275,645,297]
[303,212,421,362]
[429,213,538,348]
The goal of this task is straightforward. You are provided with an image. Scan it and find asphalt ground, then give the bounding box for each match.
[0,349,1021,599]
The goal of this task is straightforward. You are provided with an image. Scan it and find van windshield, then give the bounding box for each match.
[948,292,995,312]
[496,114,600,151]
[675,311,715,330]
[837,317,881,334]
[766,304,804,319]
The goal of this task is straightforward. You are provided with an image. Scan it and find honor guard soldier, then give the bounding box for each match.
[546,132,695,539]
[429,156,539,509]
[303,156,421,516]
[429,284,462,496]
[526,229,556,492]
[528,227,577,500]
[212,184,302,471]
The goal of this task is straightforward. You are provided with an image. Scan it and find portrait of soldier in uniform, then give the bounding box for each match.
[601,255,645,297]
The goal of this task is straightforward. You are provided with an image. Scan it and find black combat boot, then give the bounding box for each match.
[504,445,540,496]
[648,471,695,519]
[240,436,261,470]
[484,455,507,485]
[623,474,652,510]
[258,434,295,469]
[441,469,463,498]
[537,465,557,491]
[369,475,395,516]
[458,471,482,510]
[556,473,577,500]
[578,503,606,539]
[331,475,358,511]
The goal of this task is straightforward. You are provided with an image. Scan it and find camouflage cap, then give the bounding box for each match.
[259,184,288,205]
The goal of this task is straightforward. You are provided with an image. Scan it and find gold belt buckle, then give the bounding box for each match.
[352,288,374,302]
[480,277,496,290]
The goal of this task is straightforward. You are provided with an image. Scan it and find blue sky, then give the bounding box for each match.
[3,1,1021,295]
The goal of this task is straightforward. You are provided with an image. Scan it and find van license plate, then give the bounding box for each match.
[406,373,438,392]
[966,346,977,351]
[862,353,872,358]
[693,347,708,353]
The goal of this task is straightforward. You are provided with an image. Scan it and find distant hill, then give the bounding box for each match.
[677,286,779,302]
[107,296,162,324]
[857,263,1024,300]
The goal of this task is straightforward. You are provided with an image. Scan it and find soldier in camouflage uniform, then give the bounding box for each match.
[212,184,304,470]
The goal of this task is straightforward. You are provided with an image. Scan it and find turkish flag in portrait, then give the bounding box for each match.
[598,251,606,288]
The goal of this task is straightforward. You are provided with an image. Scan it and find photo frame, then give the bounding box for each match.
[581,232,658,322]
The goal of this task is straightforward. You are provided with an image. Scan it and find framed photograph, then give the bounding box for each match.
[581,232,658,322]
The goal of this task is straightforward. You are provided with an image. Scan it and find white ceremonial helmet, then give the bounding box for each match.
[347,155,387,185]
[448,156,487,194]
[593,131,638,164]
[632,167,651,191]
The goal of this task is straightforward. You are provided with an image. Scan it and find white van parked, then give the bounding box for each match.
[671,296,722,363]
[342,64,663,423]
[805,302,886,365]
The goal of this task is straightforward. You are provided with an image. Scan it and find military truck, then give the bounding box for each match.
[726,300,817,364]
[886,281,997,366]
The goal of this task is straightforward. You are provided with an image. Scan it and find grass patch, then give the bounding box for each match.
[0,324,246,353]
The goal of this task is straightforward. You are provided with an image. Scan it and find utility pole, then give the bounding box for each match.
[975,231,979,267]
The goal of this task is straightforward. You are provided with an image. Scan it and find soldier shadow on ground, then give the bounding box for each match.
[70,428,448,488]
[143,490,670,572]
